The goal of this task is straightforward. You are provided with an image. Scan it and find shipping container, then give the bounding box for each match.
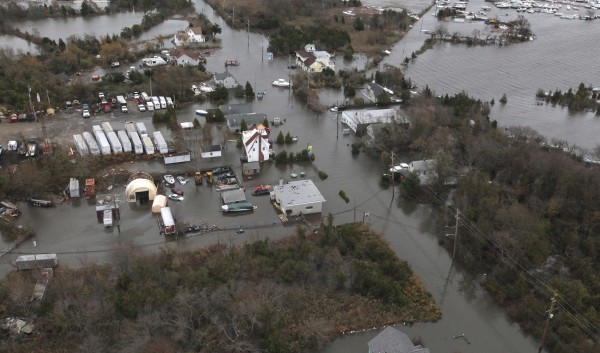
[130,131,144,155]
[73,134,89,156]
[164,152,191,164]
[82,132,100,156]
[106,131,123,154]
[101,121,114,134]
[16,254,58,270]
[136,122,148,137]
[153,131,168,154]
[93,129,111,155]
[142,135,155,155]
[159,207,176,235]
[117,130,132,153]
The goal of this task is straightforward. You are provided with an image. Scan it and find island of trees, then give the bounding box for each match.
[0,222,441,352]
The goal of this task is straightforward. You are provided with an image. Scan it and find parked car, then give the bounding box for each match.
[168,194,184,201]
[98,92,105,100]
[133,92,140,100]
[91,75,100,81]
[177,176,188,185]
[138,104,146,112]
[82,109,91,118]
[170,186,184,196]
[110,61,120,68]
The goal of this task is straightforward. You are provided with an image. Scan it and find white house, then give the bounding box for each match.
[295,44,335,73]
[341,108,398,136]
[408,159,438,185]
[214,71,238,89]
[368,327,430,353]
[173,26,206,46]
[272,179,326,216]
[242,128,270,162]
[168,48,202,66]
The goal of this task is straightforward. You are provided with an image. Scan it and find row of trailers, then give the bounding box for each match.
[72,122,168,157]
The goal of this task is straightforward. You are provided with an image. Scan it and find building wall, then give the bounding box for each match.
[281,201,323,216]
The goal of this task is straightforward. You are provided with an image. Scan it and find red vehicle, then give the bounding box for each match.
[171,186,184,196]
[101,99,111,113]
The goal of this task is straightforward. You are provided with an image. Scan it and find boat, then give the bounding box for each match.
[163,174,175,184]
[481,5,491,10]
[221,202,255,213]
[382,49,391,55]
[252,185,271,196]
[170,186,184,195]
[272,79,291,88]
[257,91,265,99]
[177,176,188,185]
[195,109,208,116]
[168,194,184,201]
[290,172,298,178]
[225,59,240,66]
[30,199,54,207]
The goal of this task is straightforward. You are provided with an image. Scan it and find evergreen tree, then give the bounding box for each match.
[276,131,285,144]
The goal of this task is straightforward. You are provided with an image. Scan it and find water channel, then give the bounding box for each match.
[3,0,594,351]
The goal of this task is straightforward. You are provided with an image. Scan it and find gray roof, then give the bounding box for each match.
[342,108,397,125]
[214,71,234,81]
[367,82,386,98]
[243,161,260,171]
[368,327,430,353]
[227,113,268,129]
[273,179,325,207]
[219,103,254,116]
[221,188,246,204]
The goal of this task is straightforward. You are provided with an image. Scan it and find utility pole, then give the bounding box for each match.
[390,151,395,205]
[232,5,235,27]
[353,196,356,223]
[452,208,460,260]
[247,19,250,48]
[538,294,557,353]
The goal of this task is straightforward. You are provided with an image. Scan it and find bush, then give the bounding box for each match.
[351,143,360,155]
[339,190,350,203]
[318,171,328,180]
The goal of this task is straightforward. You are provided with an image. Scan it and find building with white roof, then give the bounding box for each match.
[272,179,325,216]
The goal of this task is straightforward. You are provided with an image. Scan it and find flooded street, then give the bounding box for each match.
[3,0,595,351]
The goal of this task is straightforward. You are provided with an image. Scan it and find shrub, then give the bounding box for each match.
[339,190,350,203]
[318,171,328,180]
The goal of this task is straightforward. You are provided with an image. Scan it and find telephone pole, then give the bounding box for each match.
[452,208,460,260]
[538,294,557,353]
[247,19,250,48]
[390,151,395,205]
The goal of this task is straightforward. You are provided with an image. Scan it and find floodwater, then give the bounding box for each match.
[2,0,593,351]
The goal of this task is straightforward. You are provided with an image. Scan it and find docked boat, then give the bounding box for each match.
[195,109,208,116]
[163,174,175,184]
[30,199,54,207]
[272,79,291,88]
[251,185,271,196]
[221,202,255,213]
[481,5,491,10]
[168,194,184,201]
[177,176,188,185]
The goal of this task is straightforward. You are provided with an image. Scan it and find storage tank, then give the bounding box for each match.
[117,130,132,153]
[82,132,100,156]
[106,131,123,154]
[130,131,144,154]
[73,134,89,156]
[153,131,168,154]
[142,135,155,155]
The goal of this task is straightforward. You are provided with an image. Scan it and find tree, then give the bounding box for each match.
[276,131,285,144]
[211,24,222,39]
[353,17,365,31]
[240,119,248,132]
[262,118,269,128]
[285,132,293,144]
[245,81,255,98]
[193,118,201,128]
[500,93,507,104]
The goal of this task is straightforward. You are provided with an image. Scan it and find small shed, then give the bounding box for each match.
[242,161,260,177]
[221,188,246,204]
[69,178,80,198]
[152,195,168,214]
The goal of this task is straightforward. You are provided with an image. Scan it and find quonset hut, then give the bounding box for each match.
[125,172,157,204]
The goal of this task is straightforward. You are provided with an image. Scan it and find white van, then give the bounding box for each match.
[146,101,154,111]
[166,97,174,108]
[159,96,167,109]
[152,96,160,110]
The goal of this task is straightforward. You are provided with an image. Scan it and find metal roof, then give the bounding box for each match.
[221,188,247,204]
[273,179,325,207]
[367,327,430,353]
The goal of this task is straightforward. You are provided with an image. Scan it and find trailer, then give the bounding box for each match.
[73,134,89,156]
[125,121,136,137]
[136,122,148,137]
[103,209,113,227]
[116,95,127,106]
[101,121,114,134]
[106,131,123,154]
[117,130,132,153]
[130,131,144,154]
[159,207,176,235]
[153,131,168,154]
[16,254,59,270]
[82,132,100,156]
[164,152,191,164]
[142,135,155,155]
[92,125,102,134]
[152,96,160,110]
[141,92,150,102]
[94,129,111,155]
